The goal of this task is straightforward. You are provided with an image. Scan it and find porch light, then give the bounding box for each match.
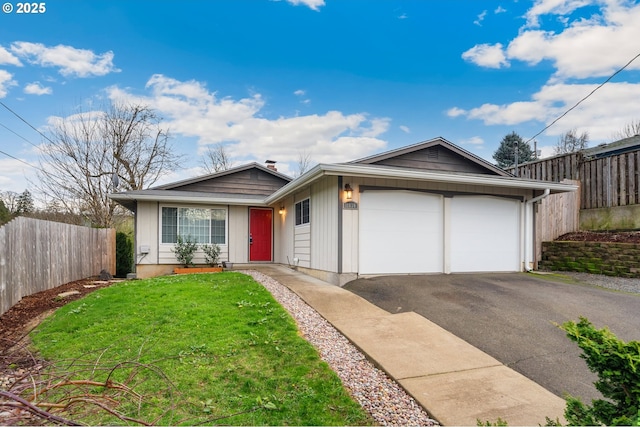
[278,205,285,215]
[344,183,353,200]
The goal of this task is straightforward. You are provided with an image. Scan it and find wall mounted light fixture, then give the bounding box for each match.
[278,205,285,214]
[344,183,353,200]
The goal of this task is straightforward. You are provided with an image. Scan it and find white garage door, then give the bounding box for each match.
[450,196,520,272]
[360,190,443,274]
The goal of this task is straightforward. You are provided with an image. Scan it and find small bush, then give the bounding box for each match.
[115,232,133,277]
[202,243,221,267]
[560,317,640,426]
[172,235,198,267]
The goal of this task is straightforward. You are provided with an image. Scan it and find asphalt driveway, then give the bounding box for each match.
[344,273,640,403]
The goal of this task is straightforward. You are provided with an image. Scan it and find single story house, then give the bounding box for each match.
[110,137,577,285]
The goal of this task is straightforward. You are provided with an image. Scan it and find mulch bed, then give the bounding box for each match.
[557,230,640,244]
[0,278,117,356]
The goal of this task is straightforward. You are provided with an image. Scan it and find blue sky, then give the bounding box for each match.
[1,0,640,195]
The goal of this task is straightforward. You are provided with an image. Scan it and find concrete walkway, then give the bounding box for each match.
[247,265,566,426]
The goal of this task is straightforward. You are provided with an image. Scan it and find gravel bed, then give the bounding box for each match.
[244,270,438,426]
[552,271,640,294]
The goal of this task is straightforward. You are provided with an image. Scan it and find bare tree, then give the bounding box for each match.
[554,129,589,155]
[201,143,233,174]
[0,190,19,214]
[35,102,182,228]
[293,150,312,178]
[612,119,640,141]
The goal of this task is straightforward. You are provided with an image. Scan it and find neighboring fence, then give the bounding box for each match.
[534,180,581,267]
[0,217,116,316]
[510,150,640,210]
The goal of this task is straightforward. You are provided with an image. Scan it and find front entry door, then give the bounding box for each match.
[249,208,273,262]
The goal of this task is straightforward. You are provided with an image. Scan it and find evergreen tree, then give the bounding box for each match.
[493,132,533,169]
[0,199,11,225]
[15,190,34,215]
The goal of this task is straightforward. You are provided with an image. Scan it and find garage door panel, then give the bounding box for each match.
[360,190,443,274]
[450,196,520,272]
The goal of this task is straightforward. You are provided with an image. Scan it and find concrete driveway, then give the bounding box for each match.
[344,273,640,403]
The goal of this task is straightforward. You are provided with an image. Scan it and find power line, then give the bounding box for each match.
[0,149,40,170]
[525,51,640,145]
[0,100,56,145]
[0,121,41,149]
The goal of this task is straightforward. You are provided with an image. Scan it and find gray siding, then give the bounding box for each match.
[228,205,249,263]
[371,146,495,174]
[171,169,289,196]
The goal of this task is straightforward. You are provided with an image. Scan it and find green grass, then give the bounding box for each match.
[30,272,373,426]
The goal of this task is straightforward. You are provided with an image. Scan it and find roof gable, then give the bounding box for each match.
[350,137,509,176]
[155,163,291,196]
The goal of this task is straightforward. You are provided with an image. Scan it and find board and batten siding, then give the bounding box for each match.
[273,196,294,266]
[228,205,249,263]
[136,201,159,264]
[310,176,339,272]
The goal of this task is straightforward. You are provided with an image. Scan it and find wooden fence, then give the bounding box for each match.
[534,180,581,266]
[0,217,115,316]
[510,150,640,209]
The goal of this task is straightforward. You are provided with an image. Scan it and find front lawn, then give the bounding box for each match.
[29,272,373,425]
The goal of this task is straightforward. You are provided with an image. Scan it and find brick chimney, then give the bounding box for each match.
[265,160,277,171]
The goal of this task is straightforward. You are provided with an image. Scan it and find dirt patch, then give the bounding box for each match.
[0,278,118,356]
[557,230,640,244]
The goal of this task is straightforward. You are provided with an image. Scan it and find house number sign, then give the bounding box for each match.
[343,201,358,209]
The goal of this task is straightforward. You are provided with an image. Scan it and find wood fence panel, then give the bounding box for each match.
[535,179,580,267]
[0,217,115,316]
[511,149,640,210]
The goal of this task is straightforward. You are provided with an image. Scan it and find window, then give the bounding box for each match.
[161,207,226,244]
[295,199,310,226]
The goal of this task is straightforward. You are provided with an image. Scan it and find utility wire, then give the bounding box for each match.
[525,51,640,145]
[0,121,41,149]
[0,149,39,170]
[0,100,56,145]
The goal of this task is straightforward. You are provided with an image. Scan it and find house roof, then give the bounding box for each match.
[583,135,640,159]
[110,189,266,211]
[110,137,577,210]
[264,163,578,204]
[349,136,510,177]
[153,162,292,190]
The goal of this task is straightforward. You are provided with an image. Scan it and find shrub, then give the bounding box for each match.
[172,235,198,267]
[115,232,133,277]
[201,243,220,267]
[560,317,640,426]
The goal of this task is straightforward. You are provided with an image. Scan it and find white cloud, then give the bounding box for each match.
[0,46,22,66]
[0,70,17,97]
[525,0,594,28]
[457,0,640,143]
[107,74,389,167]
[293,89,305,96]
[495,6,507,14]
[286,0,325,11]
[397,12,408,20]
[24,81,52,95]
[474,10,487,26]
[399,125,410,133]
[460,136,485,147]
[10,42,119,77]
[461,43,509,68]
[452,82,640,141]
[446,107,466,118]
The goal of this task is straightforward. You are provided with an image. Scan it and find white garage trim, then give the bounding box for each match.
[449,195,521,272]
[360,190,444,274]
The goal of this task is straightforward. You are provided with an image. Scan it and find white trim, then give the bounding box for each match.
[265,163,578,204]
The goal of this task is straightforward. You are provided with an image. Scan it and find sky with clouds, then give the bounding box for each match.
[1,0,640,195]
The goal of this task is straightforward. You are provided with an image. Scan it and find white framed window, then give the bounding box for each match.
[295,198,310,226]
[161,206,227,244]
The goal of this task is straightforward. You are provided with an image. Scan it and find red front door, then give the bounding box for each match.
[249,208,273,261]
